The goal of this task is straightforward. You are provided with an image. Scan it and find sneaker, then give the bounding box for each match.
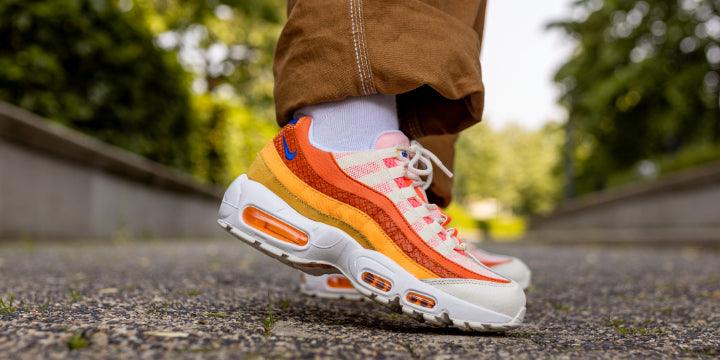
[471,248,531,289]
[301,244,531,300]
[217,116,525,331]
[300,273,366,301]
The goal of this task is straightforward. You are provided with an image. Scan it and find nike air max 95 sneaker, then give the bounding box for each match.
[217,117,525,331]
[301,244,531,300]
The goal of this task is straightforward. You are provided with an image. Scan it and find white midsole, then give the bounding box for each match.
[218,174,521,326]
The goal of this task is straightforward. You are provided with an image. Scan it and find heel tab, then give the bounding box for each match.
[218,174,248,220]
[221,173,247,204]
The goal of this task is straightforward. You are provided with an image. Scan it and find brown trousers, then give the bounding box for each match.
[274,0,488,206]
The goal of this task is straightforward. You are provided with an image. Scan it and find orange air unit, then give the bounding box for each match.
[406,291,436,309]
[361,272,392,292]
[326,275,354,289]
[242,207,308,246]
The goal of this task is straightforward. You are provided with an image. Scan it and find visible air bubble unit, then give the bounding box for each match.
[326,275,354,289]
[242,207,308,246]
[361,272,392,292]
[406,291,436,309]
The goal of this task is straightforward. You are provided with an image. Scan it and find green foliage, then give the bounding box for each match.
[444,203,478,231]
[69,290,82,302]
[262,293,276,337]
[454,123,564,215]
[0,0,195,170]
[552,0,720,194]
[66,332,90,350]
[131,0,284,183]
[278,298,290,311]
[607,142,720,187]
[0,294,17,316]
[486,216,526,240]
[132,0,284,115]
[0,0,283,184]
[605,319,667,336]
[191,94,277,185]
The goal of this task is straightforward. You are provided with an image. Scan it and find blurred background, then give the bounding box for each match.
[1,0,718,243]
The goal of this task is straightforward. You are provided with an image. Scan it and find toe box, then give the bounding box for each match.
[423,278,526,319]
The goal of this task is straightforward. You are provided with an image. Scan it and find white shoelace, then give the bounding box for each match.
[397,141,465,251]
[399,141,454,190]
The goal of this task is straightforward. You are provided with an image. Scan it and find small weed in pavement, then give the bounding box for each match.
[19,237,38,252]
[0,294,17,316]
[384,312,407,323]
[262,313,276,336]
[69,290,82,302]
[509,330,533,339]
[656,307,673,315]
[278,298,290,311]
[548,301,571,312]
[186,289,201,297]
[606,319,666,336]
[67,332,90,350]
[402,343,419,358]
[262,294,277,337]
[40,300,51,312]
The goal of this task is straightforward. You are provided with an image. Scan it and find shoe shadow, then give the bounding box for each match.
[278,295,516,337]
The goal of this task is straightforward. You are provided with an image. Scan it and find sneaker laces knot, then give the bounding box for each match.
[399,140,453,190]
[397,141,465,251]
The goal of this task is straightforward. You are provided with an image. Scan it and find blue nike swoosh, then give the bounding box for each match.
[282,134,297,160]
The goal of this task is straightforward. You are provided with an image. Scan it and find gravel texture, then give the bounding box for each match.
[0,238,718,359]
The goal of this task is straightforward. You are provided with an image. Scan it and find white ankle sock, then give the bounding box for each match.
[295,94,399,152]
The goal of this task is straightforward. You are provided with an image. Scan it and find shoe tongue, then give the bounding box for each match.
[373,130,410,149]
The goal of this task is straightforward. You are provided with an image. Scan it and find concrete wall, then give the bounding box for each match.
[529,162,720,245]
[0,102,224,239]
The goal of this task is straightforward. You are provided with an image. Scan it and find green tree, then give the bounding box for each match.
[131,0,284,183]
[454,123,563,215]
[0,0,285,184]
[0,0,195,170]
[552,0,720,194]
[132,0,283,115]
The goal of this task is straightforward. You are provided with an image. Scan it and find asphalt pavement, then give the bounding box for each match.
[0,238,718,359]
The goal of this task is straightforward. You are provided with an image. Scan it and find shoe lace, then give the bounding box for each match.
[397,141,466,251]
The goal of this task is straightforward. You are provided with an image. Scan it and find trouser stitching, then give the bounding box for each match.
[349,0,369,95]
[355,0,375,93]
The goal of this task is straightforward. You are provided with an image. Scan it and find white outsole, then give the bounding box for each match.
[301,272,529,301]
[218,174,525,332]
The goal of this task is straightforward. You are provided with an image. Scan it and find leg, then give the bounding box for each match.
[219,0,526,331]
[275,0,488,204]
